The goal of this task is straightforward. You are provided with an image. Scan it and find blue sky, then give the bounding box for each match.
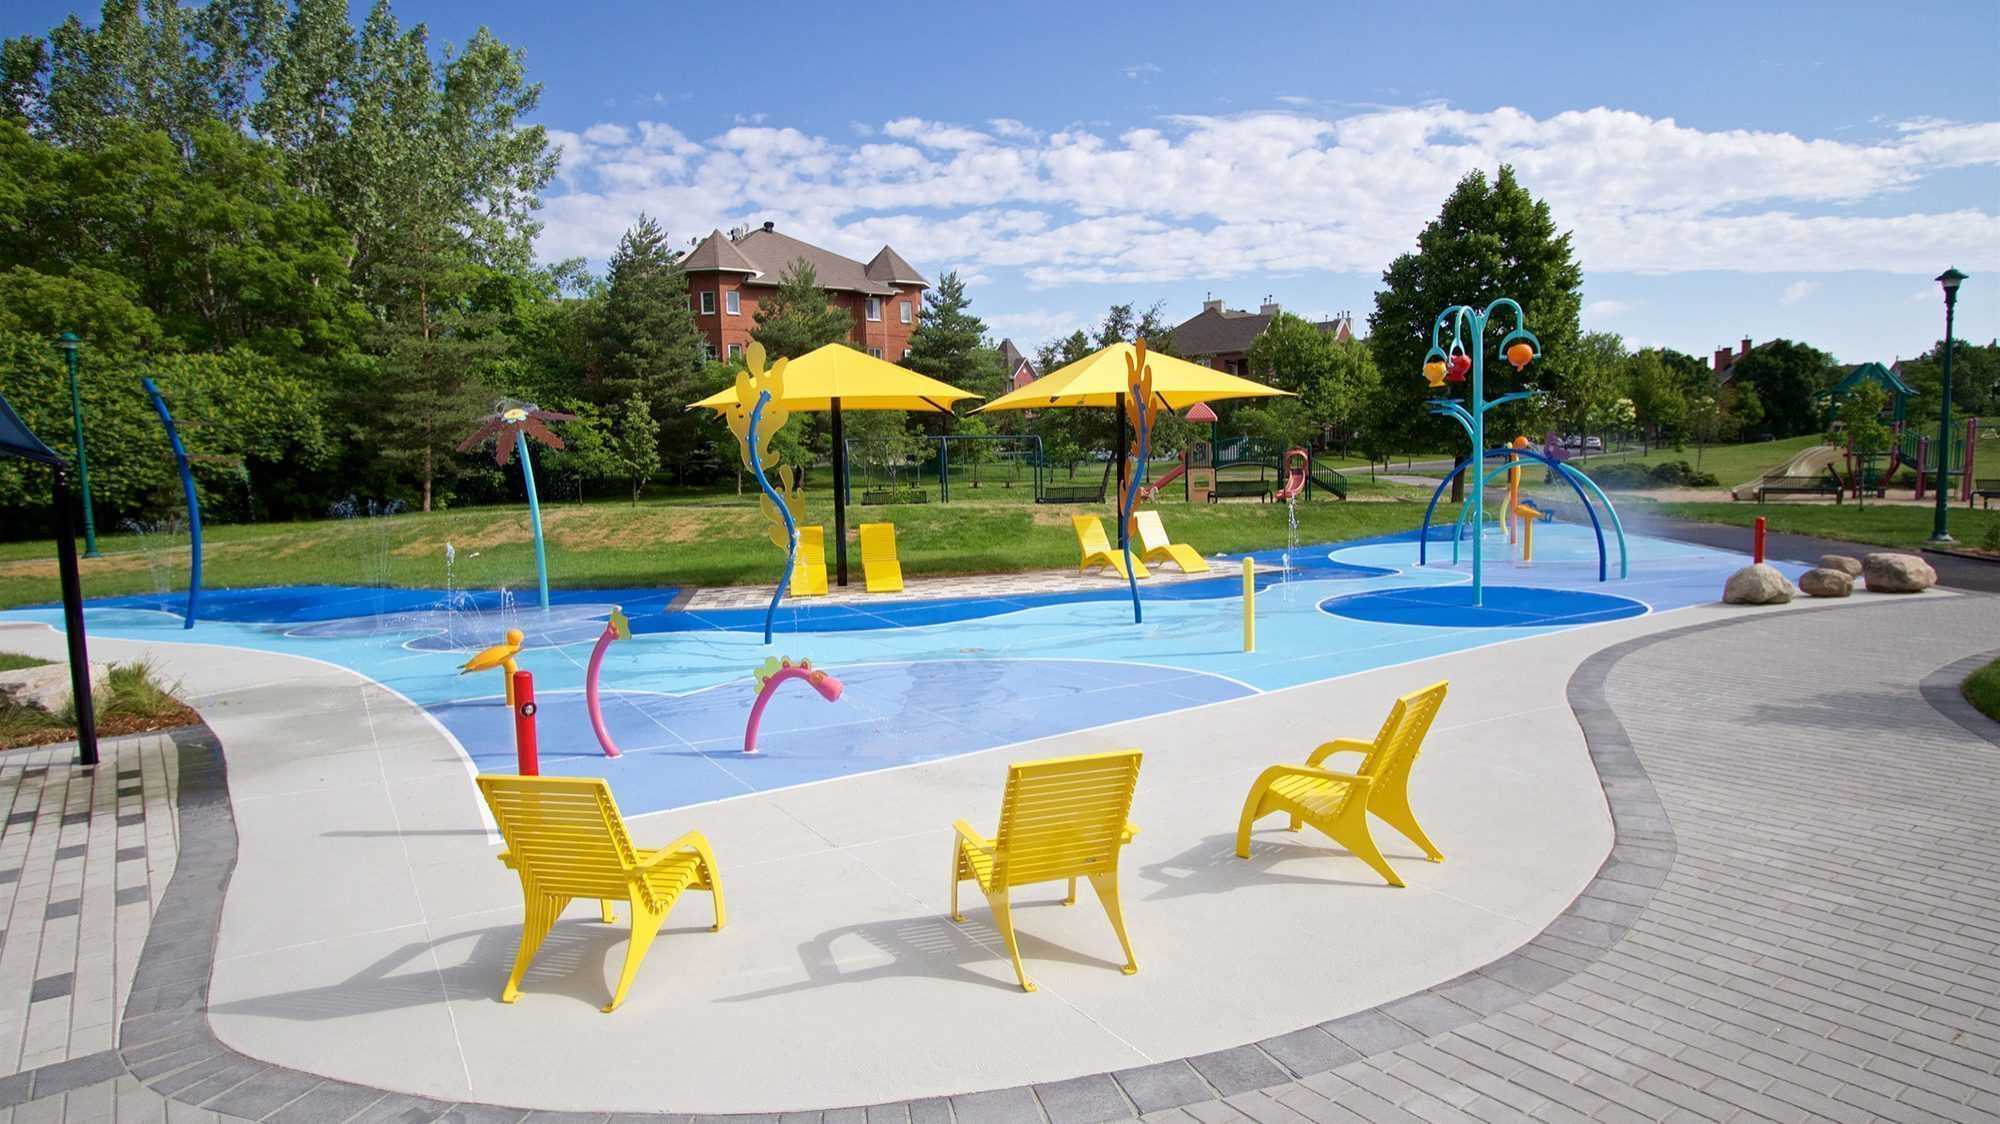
[12,1,2000,363]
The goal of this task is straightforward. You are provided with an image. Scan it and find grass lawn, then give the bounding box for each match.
[1965,658,2000,724]
[1574,435,1827,491]
[0,478,1448,610]
[0,657,199,749]
[0,651,51,672]
[1639,498,2000,552]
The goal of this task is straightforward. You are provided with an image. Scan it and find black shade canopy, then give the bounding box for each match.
[0,393,61,465]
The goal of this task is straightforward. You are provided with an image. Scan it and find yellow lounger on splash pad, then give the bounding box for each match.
[950,750,1143,992]
[790,525,828,596]
[1128,509,1210,573]
[859,522,903,593]
[1073,515,1148,580]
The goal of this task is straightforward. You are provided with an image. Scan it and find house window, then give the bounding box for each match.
[728,343,743,360]
[866,297,882,321]
[703,343,717,361]
[901,348,909,360]
[700,291,716,315]
[868,347,884,359]
[899,301,911,324]
[725,290,740,315]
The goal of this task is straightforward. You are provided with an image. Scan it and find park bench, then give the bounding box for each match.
[1038,483,1106,504]
[861,488,927,505]
[1755,469,1844,504]
[1209,479,1272,503]
[1973,479,2000,510]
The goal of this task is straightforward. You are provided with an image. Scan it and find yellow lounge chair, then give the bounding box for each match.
[1234,680,1449,887]
[476,774,725,1012]
[789,525,827,596]
[1072,515,1149,580]
[950,750,1143,991]
[859,522,903,593]
[1128,509,1210,573]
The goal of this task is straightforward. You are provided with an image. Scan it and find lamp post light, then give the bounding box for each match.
[56,332,100,558]
[1929,268,1966,544]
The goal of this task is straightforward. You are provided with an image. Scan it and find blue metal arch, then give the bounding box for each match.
[141,378,200,629]
[1417,448,1615,582]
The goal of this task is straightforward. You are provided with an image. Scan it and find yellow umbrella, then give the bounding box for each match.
[690,343,981,586]
[977,341,1293,520]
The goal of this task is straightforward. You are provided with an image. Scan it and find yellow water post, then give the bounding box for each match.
[1242,557,1255,652]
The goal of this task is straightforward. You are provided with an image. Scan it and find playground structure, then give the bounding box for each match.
[1728,417,1981,505]
[455,400,578,613]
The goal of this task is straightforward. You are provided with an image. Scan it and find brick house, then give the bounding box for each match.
[1171,299,1353,376]
[680,222,929,362]
[998,338,1038,391]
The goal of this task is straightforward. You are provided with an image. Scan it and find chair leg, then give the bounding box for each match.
[986,890,1034,992]
[1087,871,1138,975]
[1328,809,1404,888]
[502,892,567,1004]
[1062,876,1077,905]
[1287,814,1303,833]
[599,900,618,924]
[1235,786,1272,858]
[949,841,965,922]
[1372,791,1443,862]
[605,901,666,1012]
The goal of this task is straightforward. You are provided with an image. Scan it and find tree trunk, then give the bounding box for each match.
[421,448,433,513]
[1450,454,1466,504]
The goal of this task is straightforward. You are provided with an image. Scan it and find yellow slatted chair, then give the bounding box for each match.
[1128,509,1210,573]
[950,750,1143,992]
[476,775,725,1012]
[1234,680,1449,887]
[1072,515,1149,580]
[789,525,828,596]
[858,522,903,593]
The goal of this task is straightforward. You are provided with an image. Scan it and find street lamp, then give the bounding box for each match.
[1929,268,1967,544]
[56,332,100,558]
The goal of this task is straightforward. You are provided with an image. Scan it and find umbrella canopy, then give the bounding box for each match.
[689,343,980,413]
[976,343,1292,413]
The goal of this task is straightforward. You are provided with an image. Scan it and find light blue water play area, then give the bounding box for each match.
[3,524,1794,815]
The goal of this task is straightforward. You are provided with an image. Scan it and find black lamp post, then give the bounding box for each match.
[1929,268,1966,544]
[56,332,101,558]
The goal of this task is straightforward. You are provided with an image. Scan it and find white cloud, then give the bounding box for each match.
[535,104,2000,286]
[1780,280,1820,305]
[1124,63,1159,79]
[985,308,1086,345]
[1583,299,1637,319]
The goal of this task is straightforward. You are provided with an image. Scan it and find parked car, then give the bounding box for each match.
[1584,436,1604,452]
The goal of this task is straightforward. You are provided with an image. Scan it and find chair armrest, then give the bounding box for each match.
[1306,737,1374,768]
[952,819,993,852]
[1256,762,1374,793]
[638,830,718,871]
[495,848,515,868]
[1121,821,1139,842]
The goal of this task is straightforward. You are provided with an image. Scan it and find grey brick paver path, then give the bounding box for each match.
[2,597,1997,1120]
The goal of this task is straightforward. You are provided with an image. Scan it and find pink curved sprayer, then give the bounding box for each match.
[744,656,844,754]
[582,608,631,758]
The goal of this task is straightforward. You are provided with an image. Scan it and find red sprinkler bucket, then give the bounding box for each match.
[512,669,539,776]
[1753,517,1766,565]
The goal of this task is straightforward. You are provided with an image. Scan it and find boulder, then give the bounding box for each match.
[0,661,110,714]
[1817,554,1862,576]
[1862,552,1937,593]
[1723,563,1795,605]
[1798,567,1853,598]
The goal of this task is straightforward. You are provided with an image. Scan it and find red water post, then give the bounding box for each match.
[512,669,539,776]
[1753,517,1766,565]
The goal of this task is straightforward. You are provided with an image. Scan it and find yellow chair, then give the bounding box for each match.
[1234,680,1449,887]
[950,750,1143,992]
[476,775,725,1012]
[1127,509,1210,573]
[859,522,903,593]
[1072,515,1149,580]
[790,525,828,596]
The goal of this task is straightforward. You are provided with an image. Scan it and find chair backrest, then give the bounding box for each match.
[991,750,1142,887]
[477,775,642,904]
[798,525,825,568]
[1130,510,1169,553]
[860,522,897,564]
[1356,681,1449,787]
[1072,515,1111,554]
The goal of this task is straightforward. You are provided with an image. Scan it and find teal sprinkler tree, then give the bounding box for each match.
[456,400,577,612]
[1420,300,1542,608]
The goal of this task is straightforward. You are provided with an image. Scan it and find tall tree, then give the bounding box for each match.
[1625,349,1688,451]
[906,271,994,395]
[613,392,661,505]
[1723,339,1837,437]
[750,258,853,359]
[1899,338,2000,430]
[1365,166,1585,460]
[593,215,707,475]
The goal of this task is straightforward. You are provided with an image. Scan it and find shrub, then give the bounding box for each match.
[1583,460,1719,490]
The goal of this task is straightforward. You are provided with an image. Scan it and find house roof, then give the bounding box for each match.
[1831,361,1916,399]
[682,227,926,296]
[1171,306,1274,357]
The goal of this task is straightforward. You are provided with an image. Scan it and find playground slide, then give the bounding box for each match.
[1729,445,1843,501]
[1274,448,1310,502]
[1139,460,1187,502]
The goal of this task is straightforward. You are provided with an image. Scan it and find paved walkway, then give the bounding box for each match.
[0,595,1996,1119]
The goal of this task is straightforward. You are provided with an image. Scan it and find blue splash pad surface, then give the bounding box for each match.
[2,525,1798,814]
[1320,585,1648,628]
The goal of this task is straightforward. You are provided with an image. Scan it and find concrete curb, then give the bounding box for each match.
[1919,646,2000,748]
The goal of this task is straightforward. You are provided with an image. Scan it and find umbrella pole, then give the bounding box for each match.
[51,465,98,767]
[832,398,849,587]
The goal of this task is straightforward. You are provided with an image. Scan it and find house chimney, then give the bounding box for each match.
[1202,299,1224,313]
[1714,347,1731,371]
[1259,301,1281,316]
[762,221,775,233]
[1739,337,1752,357]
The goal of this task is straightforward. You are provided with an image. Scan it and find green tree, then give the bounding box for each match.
[1833,381,1891,508]
[1722,383,1764,442]
[906,271,991,390]
[1246,313,1379,453]
[1899,338,2000,431]
[751,258,852,360]
[592,215,706,475]
[1723,339,1837,437]
[613,391,661,505]
[1366,165,1584,467]
[1626,349,1689,451]
[1562,331,1627,438]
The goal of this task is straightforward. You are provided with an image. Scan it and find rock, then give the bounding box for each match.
[1862,552,1937,593]
[1723,563,1795,605]
[1817,554,1862,576]
[1799,567,1853,598]
[0,661,110,714]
